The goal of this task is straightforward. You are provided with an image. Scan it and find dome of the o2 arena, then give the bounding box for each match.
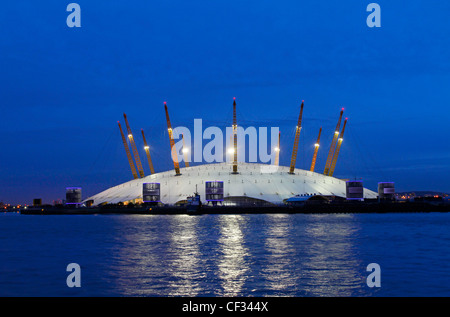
[84,100,378,207]
[85,162,377,206]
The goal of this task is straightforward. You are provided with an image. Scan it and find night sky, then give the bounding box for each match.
[1,1,449,204]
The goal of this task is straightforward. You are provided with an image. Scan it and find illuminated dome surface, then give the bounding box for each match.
[85,162,377,206]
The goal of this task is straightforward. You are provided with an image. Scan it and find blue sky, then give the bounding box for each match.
[1,1,449,204]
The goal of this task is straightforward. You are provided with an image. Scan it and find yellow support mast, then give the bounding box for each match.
[289,100,304,174]
[118,121,138,179]
[232,97,238,174]
[164,102,181,176]
[141,129,155,175]
[310,127,322,172]
[324,108,344,176]
[328,118,347,177]
[123,113,145,178]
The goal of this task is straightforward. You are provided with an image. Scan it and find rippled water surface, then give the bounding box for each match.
[1,212,450,296]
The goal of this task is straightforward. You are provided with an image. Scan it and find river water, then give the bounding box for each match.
[1,212,450,297]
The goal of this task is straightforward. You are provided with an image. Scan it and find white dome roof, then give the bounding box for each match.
[85,162,377,206]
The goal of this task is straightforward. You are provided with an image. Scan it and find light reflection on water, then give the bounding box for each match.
[109,214,369,296]
[217,215,250,296]
[166,215,203,296]
[261,214,298,296]
[11,212,449,296]
[111,214,365,296]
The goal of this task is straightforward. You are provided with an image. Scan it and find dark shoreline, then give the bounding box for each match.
[19,201,450,215]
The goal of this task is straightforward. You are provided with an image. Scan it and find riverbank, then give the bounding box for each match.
[19,201,450,215]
